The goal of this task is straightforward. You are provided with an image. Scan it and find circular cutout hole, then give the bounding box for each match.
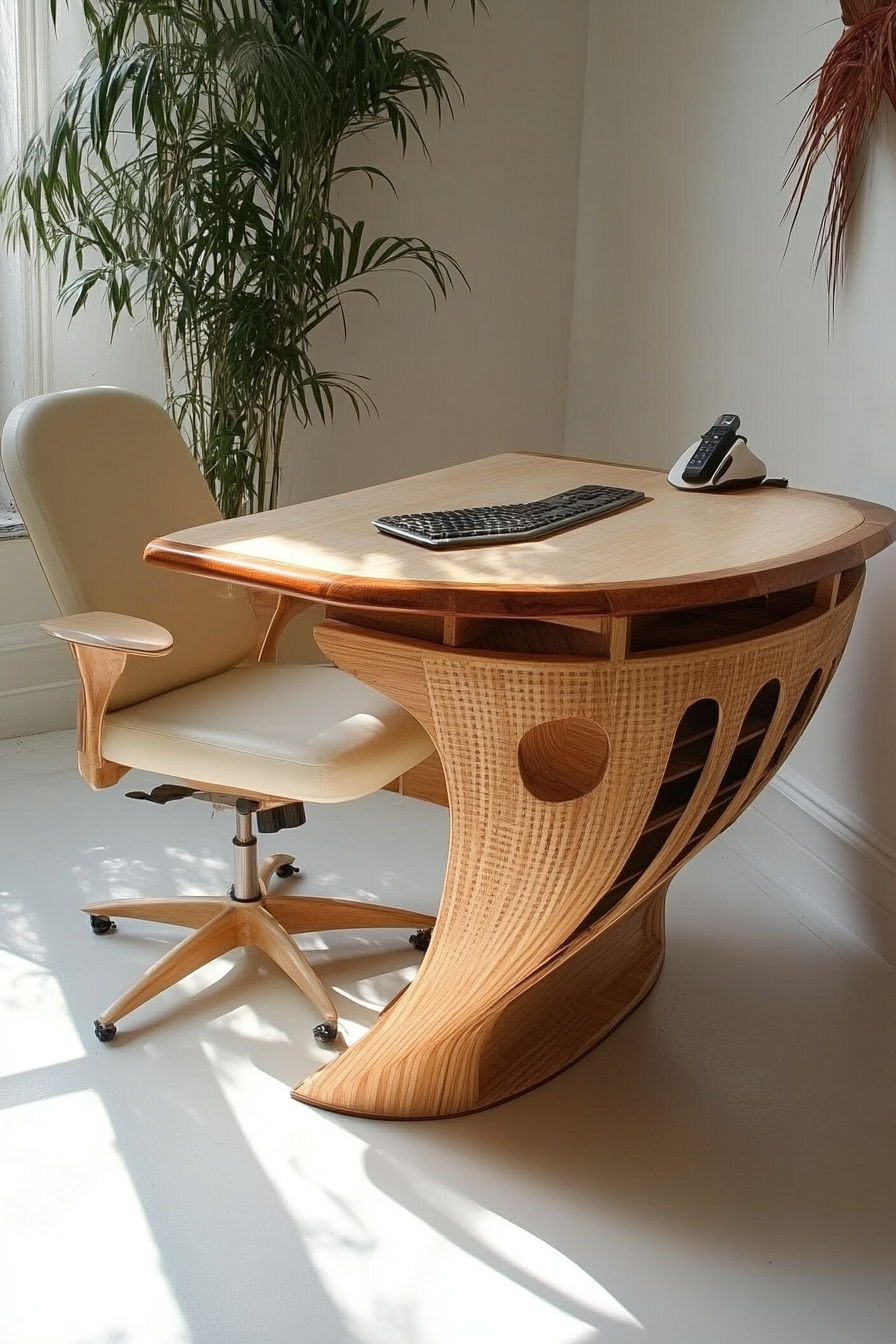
[517,718,610,803]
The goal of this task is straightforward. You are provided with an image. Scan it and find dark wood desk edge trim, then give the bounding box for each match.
[144,504,896,620]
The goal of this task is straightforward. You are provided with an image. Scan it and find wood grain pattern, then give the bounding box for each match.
[143,455,894,1118]
[325,608,495,648]
[145,454,896,618]
[43,614,175,788]
[84,884,435,1034]
[70,642,138,789]
[293,573,863,1117]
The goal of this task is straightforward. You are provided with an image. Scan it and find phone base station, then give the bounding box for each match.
[667,436,768,491]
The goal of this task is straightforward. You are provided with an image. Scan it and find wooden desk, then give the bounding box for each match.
[146,454,895,1119]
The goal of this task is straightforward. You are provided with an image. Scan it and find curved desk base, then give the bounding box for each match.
[293,569,862,1119]
[295,881,668,1119]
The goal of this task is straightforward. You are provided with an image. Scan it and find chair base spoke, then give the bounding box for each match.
[87,889,435,1040]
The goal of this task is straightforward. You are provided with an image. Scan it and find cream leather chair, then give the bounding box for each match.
[1,387,435,1044]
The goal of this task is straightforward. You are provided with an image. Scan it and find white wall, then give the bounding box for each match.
[0,539,79,738]
[40,0,170,405]
[280,0,589,502]
[566,0,896,953]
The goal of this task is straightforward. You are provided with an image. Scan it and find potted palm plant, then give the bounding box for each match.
[2,0,483,516]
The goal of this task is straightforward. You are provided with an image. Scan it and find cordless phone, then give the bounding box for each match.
[667,414,777,492]
[681,413,741,484]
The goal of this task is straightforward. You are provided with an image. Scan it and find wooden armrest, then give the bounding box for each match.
[41,611,173,655]
[42,613,172,791]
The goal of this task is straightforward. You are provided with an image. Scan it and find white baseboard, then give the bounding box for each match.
[0,620,78,738]
[0,677,79,739]
[719,767,896,966]
[0,619,50,654]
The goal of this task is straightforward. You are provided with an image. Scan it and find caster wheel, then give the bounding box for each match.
[276,863,299,879]
[409,928,432,952]
[89,915,116,935]
[94,1020,117,1042]
[312,1021,338,1043]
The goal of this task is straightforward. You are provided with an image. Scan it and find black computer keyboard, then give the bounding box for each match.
[372,483,645,549]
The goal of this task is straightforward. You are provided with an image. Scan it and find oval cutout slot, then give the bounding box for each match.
[768,669,823,774]
[518,718,610,803]
[572,698,720,932]
[677,679,782,859]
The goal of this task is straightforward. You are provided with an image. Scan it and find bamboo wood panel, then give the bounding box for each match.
[292,574,863,1118]
[145,454,896,619]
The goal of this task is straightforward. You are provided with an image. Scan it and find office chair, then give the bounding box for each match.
[1,386,436,1044]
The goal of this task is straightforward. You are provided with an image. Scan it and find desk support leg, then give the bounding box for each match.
[294,591,858,1119]
[290,629,690,1119]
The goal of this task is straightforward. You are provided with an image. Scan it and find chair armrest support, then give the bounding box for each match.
[41,612,173,790]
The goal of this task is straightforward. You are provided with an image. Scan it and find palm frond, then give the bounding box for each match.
[3,0,483,514]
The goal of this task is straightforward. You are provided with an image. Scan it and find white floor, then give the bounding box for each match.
[2,731,896,1344]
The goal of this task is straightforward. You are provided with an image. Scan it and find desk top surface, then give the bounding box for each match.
[145,453,896,618]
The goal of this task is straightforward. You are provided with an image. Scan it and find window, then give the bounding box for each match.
[0,1,53,516]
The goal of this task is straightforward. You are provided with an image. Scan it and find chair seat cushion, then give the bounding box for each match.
[102,662,433,803]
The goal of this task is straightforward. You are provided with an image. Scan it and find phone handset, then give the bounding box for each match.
[667,414,774,492]
[682,414,741,484]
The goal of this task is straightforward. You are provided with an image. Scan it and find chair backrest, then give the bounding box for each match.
[1,386,258,709]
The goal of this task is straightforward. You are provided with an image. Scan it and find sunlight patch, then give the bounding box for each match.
[213,1003,292,1043]
[0,948,85,1075]
[0,1090,189,1344]
[164,845,230,895]
[440,1193,644,1330]
[73,846,230,904]
[0,895,47,962]
[333,965,416,1014]
[204,1049,641,1344]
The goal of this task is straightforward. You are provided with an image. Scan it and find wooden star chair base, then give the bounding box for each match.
[84,810,434,1043]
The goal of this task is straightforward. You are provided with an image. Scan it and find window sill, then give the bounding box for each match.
[0,507,27,540]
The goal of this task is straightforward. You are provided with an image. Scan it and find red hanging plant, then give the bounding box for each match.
[786,0,896,294]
